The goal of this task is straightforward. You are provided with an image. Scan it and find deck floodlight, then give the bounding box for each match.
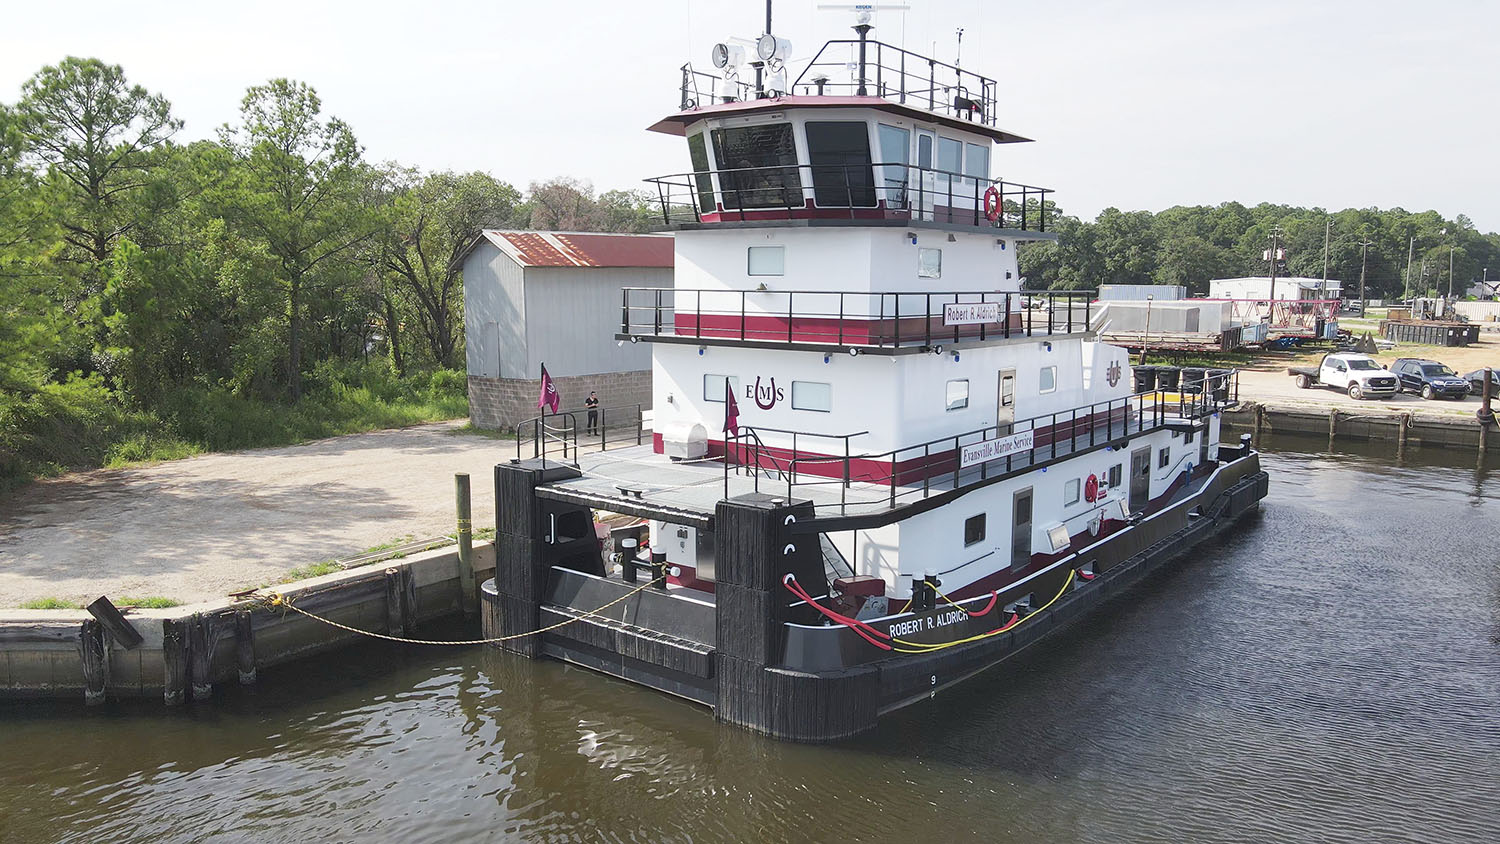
[711,43,745,70]
[757,34,792,62]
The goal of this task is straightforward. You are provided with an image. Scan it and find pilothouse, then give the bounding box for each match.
[480,6,1269,742]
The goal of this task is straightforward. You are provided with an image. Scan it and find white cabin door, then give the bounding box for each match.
[1010,486,1033,570]
[1129,446,1151,514]
[996,369,1016,432]
[914,130,936,220]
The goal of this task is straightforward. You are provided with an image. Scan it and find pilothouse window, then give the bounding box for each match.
[686,133,715,212]
[805,121,875,207]
[712,123,802,210]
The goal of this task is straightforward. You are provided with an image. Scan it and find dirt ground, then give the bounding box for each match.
[1227,335,1500,417]
[0,421,520,608]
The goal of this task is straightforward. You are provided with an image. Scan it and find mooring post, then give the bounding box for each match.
[162,618,188,706]
[1397,413,1411,457]
[235,610,256,685]
[1252,403,1265,444]
[1480,419,1489,454]
[384,568,408,637]
[456,472,476,617]
[78,618,109,706]
[1327,408,1338,445]
[187,613,215,701]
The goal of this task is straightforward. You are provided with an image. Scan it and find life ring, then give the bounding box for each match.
[983,186,1002,222]
[1084,474,1100,503]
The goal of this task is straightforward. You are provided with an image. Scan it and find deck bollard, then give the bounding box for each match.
[456,473,476,616]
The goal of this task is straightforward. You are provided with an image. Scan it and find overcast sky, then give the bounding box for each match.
[3,0,1496,232]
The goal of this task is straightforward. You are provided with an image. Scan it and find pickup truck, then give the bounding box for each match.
[1287,353,1401,400]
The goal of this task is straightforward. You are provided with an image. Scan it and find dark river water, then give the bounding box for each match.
[3,439,1498,843]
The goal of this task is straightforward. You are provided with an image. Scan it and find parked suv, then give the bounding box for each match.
[1391,358,1470,400]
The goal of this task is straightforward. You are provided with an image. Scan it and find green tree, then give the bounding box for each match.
[14,57,180,287]
[217,80,372,399]
[375,168,521,369]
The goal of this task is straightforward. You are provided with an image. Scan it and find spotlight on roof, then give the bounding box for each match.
[711,43,746,70]
[757,34,792,62]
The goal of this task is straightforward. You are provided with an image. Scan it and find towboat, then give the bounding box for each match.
[481,10,1268,742]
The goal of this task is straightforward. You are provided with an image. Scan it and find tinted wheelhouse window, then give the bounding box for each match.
[805,121,875,207]
[937,137,962,193]
[712,123,802,210]
[687,133,715,212]
[876,124,910,207]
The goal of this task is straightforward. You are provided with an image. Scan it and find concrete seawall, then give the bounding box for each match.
[0,541,496,702]
[1224,401,1494,452]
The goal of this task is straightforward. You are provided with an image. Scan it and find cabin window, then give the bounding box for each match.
[945,379,969,411]
[1064,478,1081,506]
[686,133,715,212]
[937,136,962,195]
[747,246,784,276]
[917,133,934,169]
[964,513,986,547]
[964,143,990,181]
[805,121,875,207]
[704,374,740,403]
[1184,429,1195,445]
[1158,447,1171,469]
[918,247,942,279]
[1039,366,1057,394]
[711,123,802,210]
[876,124,910,206]
[791,381,832,412]
[1109,464,1122,488]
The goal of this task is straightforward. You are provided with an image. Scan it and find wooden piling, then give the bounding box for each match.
[1252,403,1265,444]
[456,473,476,616]
[78,619,109,706]
[162,618,188,706]
[85,595,143,650]
[384,568,406,637]
[1327,409,1338,445]
[234,610,256,685]
[1397,413,1411,457]
[1480,420,1489,454]
[187,613,216,701]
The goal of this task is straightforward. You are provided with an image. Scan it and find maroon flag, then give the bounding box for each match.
[537,364,560,414]
[723,377,739,436]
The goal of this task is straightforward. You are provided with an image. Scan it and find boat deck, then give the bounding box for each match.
[532,406,1197,528]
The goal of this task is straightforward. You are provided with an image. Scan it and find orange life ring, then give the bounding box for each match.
[1084,474,1100,503]
[983,186,1002,222]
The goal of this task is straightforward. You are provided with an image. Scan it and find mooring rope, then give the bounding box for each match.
[253,576,666,646]
[783,567,1080,655]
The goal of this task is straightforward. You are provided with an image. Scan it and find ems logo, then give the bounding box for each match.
[1106,360,1122,387]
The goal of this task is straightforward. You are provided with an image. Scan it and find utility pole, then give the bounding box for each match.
[1448,244,1456,300]
[1403,236,1415,300]
[1356,238,1374,316]
[1266,225,1284,304]
[1321,217,1332,296]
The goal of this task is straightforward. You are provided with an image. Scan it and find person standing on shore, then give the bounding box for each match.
[585,391,600,436]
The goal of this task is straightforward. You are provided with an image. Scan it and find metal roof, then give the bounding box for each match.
[467,231,674,269]
[647,96,1034,145]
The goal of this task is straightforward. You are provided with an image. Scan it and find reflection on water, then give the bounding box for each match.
[2,444,1498,843]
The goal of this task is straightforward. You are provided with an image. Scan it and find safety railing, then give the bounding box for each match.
[793,39,999,126]
[619,288,1093,349]
[643,161,1051,230]
[721,371,1240,514]
[516,404,645,463]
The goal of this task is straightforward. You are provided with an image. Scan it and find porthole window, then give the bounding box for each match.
[791,381,832,412]
[964,513,986,546]
[945,379,969,411]
[918,247,942,279]
[1039,366,1057,394]
[747,245,784,276]
[704,374,740,403]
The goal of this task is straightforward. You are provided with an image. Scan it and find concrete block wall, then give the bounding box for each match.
[468,370,652,431]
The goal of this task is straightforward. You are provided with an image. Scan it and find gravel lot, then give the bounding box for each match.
[0,421,516,607]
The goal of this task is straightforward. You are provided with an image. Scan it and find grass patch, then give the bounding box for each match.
[361,534,415,556]
[19,597,83,610]
[474,526,496,542]
[116,596,182,609]
[1,362,470,496]
[281,559,343,583]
